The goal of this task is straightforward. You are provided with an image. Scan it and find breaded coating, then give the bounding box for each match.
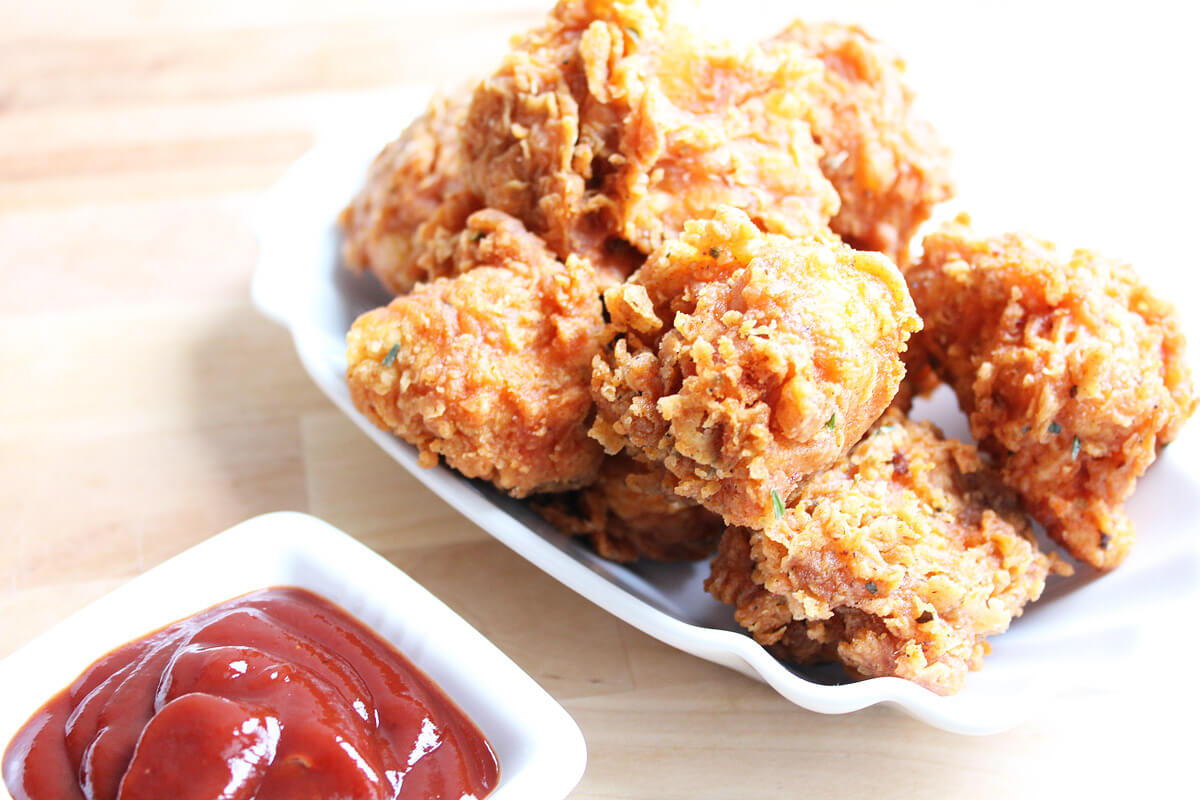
[907,218,1196,569]
[767,22,953,266]
[706,410,1066,695]
[533,455,724,561]
[705,525,840,665]
[590,206,920,528]
[346,210,605,497]
[886,374,919,416]
[461,0,839,278]
[339,91,482,294]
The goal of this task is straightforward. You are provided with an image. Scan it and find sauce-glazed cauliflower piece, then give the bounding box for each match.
[907,217,1196,569]
[590,206,920,528]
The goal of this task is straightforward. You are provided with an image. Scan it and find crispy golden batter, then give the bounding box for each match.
[907,217,1196,569]
[705,525,841,665]
[886,374,919,416]
[590,206,920,528]
[461,0,839,278]
[346,210,605,496]
[533,455,724,561]
[766,22,953,266]
[706,409,1067,695]
[338,91,482,294]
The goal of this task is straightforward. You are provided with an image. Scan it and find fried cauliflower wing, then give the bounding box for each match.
[461,0,839,278]
[533,455,724,561]
[706,409,1067,695]
[590,206,920,528]
[346,210,605,496]
[767,22,953,266]
[338,91,483,294]
[907,217,1196,569]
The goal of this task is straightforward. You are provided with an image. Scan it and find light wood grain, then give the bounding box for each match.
[2,2,1196,798]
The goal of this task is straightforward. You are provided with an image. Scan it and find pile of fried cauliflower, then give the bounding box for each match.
[339,0,1194,695]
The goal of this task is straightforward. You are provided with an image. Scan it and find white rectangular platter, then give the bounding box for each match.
[251,89,1200,735]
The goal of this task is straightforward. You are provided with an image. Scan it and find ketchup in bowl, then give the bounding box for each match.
[2,587,499,800]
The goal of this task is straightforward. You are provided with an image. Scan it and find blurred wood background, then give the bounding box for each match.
[2,2,1197,797]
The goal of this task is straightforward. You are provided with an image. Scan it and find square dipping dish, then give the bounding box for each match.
[0,511,587,800]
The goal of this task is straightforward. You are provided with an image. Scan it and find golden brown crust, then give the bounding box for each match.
[766,22,953,266]
[706,409,1067,695]
[886,374,917,416]
[346,210,605,497]
[706,523,841,664]
[908,217,1197,569]
[338,91,484,295]
[461,0,839,278]
[533,455,724,561]
[590,206,921,528]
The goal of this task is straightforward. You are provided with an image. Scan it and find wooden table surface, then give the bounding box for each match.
[3,2,1198,797]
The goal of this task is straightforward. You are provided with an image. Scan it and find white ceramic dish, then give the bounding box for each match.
[250,89,1200,735]
[0,512,586,800]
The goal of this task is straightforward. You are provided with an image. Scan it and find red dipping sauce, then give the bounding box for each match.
[2,587,499,800]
